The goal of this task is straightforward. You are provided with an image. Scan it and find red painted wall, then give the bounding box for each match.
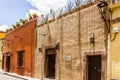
[4,18,37,77]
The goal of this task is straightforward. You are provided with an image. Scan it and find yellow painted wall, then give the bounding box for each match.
[0,39,4,69]
[0,31,5,69]
[0,31,5,39]
[110,2,120,79]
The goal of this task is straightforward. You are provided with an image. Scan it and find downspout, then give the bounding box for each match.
[110,10,117,41]
[59,18,63,80]
[32,19,37,77]
[77,8,82,69]
[34,24,38,77]
[47,21,51,45]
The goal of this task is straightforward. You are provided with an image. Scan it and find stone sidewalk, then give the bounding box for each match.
[0,70,39,80]
[0,73,24,80]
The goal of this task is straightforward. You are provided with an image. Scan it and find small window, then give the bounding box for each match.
[17,51,24,67]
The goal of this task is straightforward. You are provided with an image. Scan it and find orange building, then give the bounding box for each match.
[3,18,37,77]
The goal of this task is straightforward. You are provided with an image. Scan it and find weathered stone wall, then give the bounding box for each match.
[35,4,107,80]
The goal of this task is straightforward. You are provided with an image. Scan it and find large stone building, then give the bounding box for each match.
[34,3,108,80]
[3,18,37,77]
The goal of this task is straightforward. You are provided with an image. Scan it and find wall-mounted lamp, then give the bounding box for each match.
[97,1,110,33]
[55,42,60,50]
[38,47,42,52]
[90,35,95,45]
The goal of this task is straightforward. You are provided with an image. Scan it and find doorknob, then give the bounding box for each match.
[98,70,101,72]
[94,67,97,69]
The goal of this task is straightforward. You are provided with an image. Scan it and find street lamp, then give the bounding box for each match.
[97,0,108,8]
[97,0,110,33]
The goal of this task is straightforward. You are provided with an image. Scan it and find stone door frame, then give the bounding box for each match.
[83,51,107,80]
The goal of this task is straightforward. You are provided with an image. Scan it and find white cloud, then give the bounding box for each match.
[26,0,67,14]
[26,9,40,18]
[0,25,10,32]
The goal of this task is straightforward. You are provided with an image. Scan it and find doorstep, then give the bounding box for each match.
[44,78,55,80]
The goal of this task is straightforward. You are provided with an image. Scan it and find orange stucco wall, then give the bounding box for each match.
[4,18,37,77]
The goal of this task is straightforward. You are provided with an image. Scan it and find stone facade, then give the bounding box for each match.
[34,4,107,80]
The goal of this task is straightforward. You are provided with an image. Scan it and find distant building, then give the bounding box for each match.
[3,18,37,77]
[109,1,120,80]
[0,31,5,39]
[0,31,5,69]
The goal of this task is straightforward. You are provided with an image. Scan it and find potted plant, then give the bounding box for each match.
[32,13,38,18]
[6,29,9,33]
[16,22,21,27]
[20,19,25,24]
[25,18,28,23]
[28,13,32,20]
[12,24,17,29]
[9,28,13,31]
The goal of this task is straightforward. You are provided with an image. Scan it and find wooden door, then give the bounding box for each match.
[87,55,101,80]
[45,48,56,79]
[6,56,11,72]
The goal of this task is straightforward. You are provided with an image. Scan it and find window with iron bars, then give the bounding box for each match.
[17,50,24,67]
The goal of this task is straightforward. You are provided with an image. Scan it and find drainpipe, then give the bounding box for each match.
[76,7,82,71]
[59,18,63,80]
[47,21,51,45]
[34,24,38,78]
[32,20,37,77]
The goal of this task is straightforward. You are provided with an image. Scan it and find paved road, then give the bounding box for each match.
[0,73,24,80]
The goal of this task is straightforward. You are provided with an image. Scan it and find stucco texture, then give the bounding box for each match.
[110,2,120,79]
[35,4,106,80]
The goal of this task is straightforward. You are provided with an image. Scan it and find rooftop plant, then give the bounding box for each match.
[75,0,83,8]
[28,12,32,20]
[6,29,10,32]
[12,24,17,29]
[16,22,21,27]
[32,13,38,18]
[65,1,74,12]
[57,7,64,17]
[20,19,25,24]
[50,9,56,19]
[44,13,49,23]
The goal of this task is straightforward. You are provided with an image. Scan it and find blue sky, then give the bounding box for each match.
[0,0,74,31]
[0,0,37,27]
